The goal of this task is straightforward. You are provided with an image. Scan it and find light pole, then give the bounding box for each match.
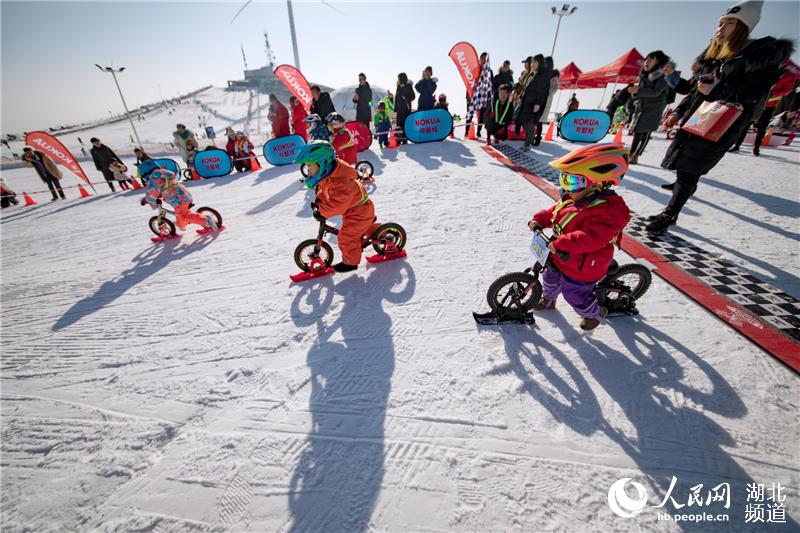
[550,4,578,57]
[95,64,143,148]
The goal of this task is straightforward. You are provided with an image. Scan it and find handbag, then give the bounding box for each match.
[681,100,743,142]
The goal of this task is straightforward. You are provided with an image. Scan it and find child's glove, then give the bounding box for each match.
[140,197,147,206]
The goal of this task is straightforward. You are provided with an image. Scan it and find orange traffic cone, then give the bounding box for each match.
[250,154,262,170]
[762,127,774,147]
[544,121,555,142]
[467,123,476,140]
[130,178,142,190]
[613,125,624,143]
[388,134,398,149]
[23,192,36,206]
[78,184,91,198]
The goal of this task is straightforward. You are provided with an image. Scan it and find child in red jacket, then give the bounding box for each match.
[528,143,631,330]
[326,112,358,165]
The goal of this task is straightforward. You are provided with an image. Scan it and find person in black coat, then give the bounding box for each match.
[606,85,633,118]
[518,54,550,149]
[493,60,514,93]
[646,1,794,234]
[414,66,438,111]
[310,86,335,122]
[353,73,373,128]
[394,72,415,144]
[627,50,671,164]
[89,137,122,192]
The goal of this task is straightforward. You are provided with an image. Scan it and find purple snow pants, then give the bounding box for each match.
[541,266,602,320]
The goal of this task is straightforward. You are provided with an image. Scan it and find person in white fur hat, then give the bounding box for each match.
[646,0,794,235]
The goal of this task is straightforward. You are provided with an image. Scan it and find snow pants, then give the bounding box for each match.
[339,200,381,266]
[175,203,208,230]
[541,266,602,320]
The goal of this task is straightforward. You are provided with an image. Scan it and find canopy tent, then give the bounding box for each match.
[559,62,583,89]
[576,48,645,88]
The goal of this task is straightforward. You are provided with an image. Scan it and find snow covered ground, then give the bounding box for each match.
[1,90,799,531]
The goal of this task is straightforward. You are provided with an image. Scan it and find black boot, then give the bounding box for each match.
[728,146,740,153]
[660,182,675,190]
[753,146,760,156]
[333,262,358,273]
[645,212,678,235]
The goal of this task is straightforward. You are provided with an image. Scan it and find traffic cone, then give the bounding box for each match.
[613,125,624,144]
[23,192,36,206]
[388,134,398,149]
[78,184,91,198]
[544,121,555,142]
[762,127,774,147]
[467,123,476,140]
[130,178,142,190]
[250,154,262,170]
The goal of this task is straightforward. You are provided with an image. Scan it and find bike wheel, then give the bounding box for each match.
[197,207,223,228]
[149,215,176,237]
[600,263,652,302]
[294,239,335,272]
[370,223,407,255]
[486,272,541,313]
[356,160,374,179]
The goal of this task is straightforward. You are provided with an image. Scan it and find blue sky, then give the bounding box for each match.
[2,0,799,132]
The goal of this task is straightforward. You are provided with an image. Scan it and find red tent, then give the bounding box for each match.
[559,62,583,89]
[577,48,645,88]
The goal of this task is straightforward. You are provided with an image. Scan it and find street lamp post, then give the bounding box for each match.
[95,64,143,148]
[550,4,578,57]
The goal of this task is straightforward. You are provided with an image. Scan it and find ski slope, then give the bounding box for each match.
[2,122,799,531]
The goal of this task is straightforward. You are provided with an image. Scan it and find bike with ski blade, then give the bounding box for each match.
[473,229,652,325]
[290,204,407,282]
[146,200,224,243]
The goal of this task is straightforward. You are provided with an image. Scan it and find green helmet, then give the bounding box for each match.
[293,140,337,188]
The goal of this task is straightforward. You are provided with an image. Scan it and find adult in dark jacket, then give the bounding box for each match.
[628,50,671,164]
[353,73,373,127]
[89,137,122,192]
[494,60,514,93]
[414,66,438,111]
[474,52,494,138]
[394,72,415,144]
[647,0,794,234]
[22,147,65,200]
[518,54,550,149]
[310,86,335,122]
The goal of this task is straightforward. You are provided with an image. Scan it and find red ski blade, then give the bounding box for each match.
[365,249,407,264]
[151,234,180,243]
[197,225,226,235]
[290,267,335,282]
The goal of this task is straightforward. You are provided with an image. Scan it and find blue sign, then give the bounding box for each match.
[530,232,551,267]
[403,109,453,143]
[558,110,612,143]
[205,126,216,139]
[263,134,307,166]
[193,148,233,178]
[148,158,180,176]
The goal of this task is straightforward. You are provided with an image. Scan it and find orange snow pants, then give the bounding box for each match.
[175,203,208,230]
[339,200,381,265]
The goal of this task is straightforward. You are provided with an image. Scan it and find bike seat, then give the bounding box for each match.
[606,259,620,276]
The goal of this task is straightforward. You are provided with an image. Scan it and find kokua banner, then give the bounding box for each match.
[193,149,233,178]
[148,158,181,176]
[403,109,454,144]
[558,110,612,143]
[25,131,93,190]
[263,134,306,166]
[346,121,372,152]
[449,41,480,99]
[274,64,313,112]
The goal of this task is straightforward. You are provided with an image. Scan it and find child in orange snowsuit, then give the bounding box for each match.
[296,141,379,272]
